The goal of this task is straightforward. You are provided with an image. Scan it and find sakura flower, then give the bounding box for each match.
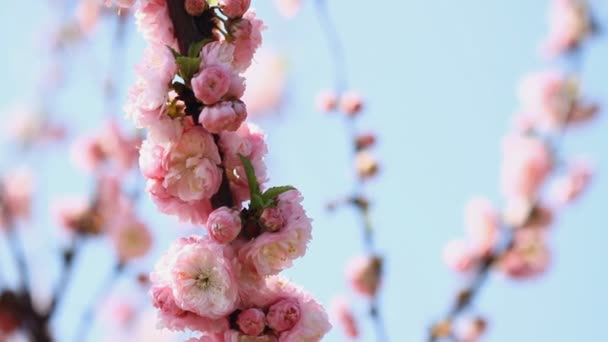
[260,206,284,232]
[238,190,312,276]
[543,0,592,57]
[192,66,232,105]
[500,229,551,279]
[109,214,152,263]
[500,134,553,201]
[135,0,177,48]
[157,237,240,319]
[231,12,265,73]
[200,100,248,133]
[346,255,383,297]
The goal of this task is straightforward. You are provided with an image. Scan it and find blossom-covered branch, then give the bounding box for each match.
[430,1,600,340]
[126,0,331,340]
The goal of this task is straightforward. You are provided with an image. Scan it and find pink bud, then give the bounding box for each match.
[355,133,376,151]
[200,100,247,133]
[346,255,382,297]
[266,299,301,332]
[339,91,363,117]
[315,90,337,112]
[260,207,284,232]
[237,308,266,336]
[192,65,231,105]
[219,0,251,18]
[184,0,207,16]
[207,207,242,243]
[331,297,359,338]
[355,151,379,179]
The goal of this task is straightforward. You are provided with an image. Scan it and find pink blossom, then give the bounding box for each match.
[273,0,301,18]
[267,299,301,332]
[500,229,551,279]
[339,91,364,117]
[207,207,242,244]
[192,66,232,105]
[238,190,312,276]
[147,179,214,225]
[231,12,265,73]
[76,0,101,35]
[135,0,177,48]
[315,90,338,113]
[219,0,251,18]
[151,285,229,333]
[236,308,266,336]
[464,197,499,255]
[346,255,383,297]
[543,0,591,57]
[200,100,248,133]
[201,42,235,69]
[552,159,593,205]
[161,237,239,319]
[219,123,268,204]
[70,136,105,172]
[458,318,487,342]
[0,167,33,224]
[242,49,286,116]
[3,104,65,146]
[355,151,379,179]
[500,134,553,201]
[109,214,152,262]
[51,196,90,234]
[443,239,477,274]
[331,297,359,339]
[260,207,284,232]
[517,70,582,129]
[100,296,136,327]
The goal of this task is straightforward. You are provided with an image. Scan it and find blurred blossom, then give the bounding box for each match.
[457,317,487,342]
[3,104,65,146]
[242,49,287,116]
[551,159,593,205]
[500,229,551,279]
[346,255,382,297]
[543,0,592,57]
[273,0,301,18]
[0,167,34,227]
[51,196,96,235]
[109,213,152,262]
[339,91,364,117]
[76,0,101,35]
[500,134,553,201]
[315,89,338,113]
[464,197,499,256]
[355,151,379,180]
[100,296,136,328]
[442,239,476,274]
[331,296,359,339]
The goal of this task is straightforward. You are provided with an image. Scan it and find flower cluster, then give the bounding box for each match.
[433,1,600,340]
[126,0,330,339]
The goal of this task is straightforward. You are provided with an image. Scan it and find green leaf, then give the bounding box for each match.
[176,56,201,82]
[262,186,296,204]
[238,154,261,206]
[251,193,264,211]
[167,45,180,59]
[188,39,211,58]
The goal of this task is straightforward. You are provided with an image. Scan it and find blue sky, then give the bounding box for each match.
[1,0,607,341]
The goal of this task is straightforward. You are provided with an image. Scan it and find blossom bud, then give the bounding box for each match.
[266,299,301,332]
[207,207,242,244]
[339,91,363,117]
[200,100,247,133]
[355,151,379,179]
[315,90,337,112]
[346,255,383,297]
[237,308,266,336]
[219,0,250,18]
[192,65,231,105]
[355,133,376,151]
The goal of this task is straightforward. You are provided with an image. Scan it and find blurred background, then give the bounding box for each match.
[0,0,607,341]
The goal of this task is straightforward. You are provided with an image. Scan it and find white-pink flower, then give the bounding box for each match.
[500,229,551,279]
[464,197,499,255]
[238,190,312,276]
[543,0,591,57]
[231,12,265,73]
[135,0,177,48]
[552,159,593,205]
